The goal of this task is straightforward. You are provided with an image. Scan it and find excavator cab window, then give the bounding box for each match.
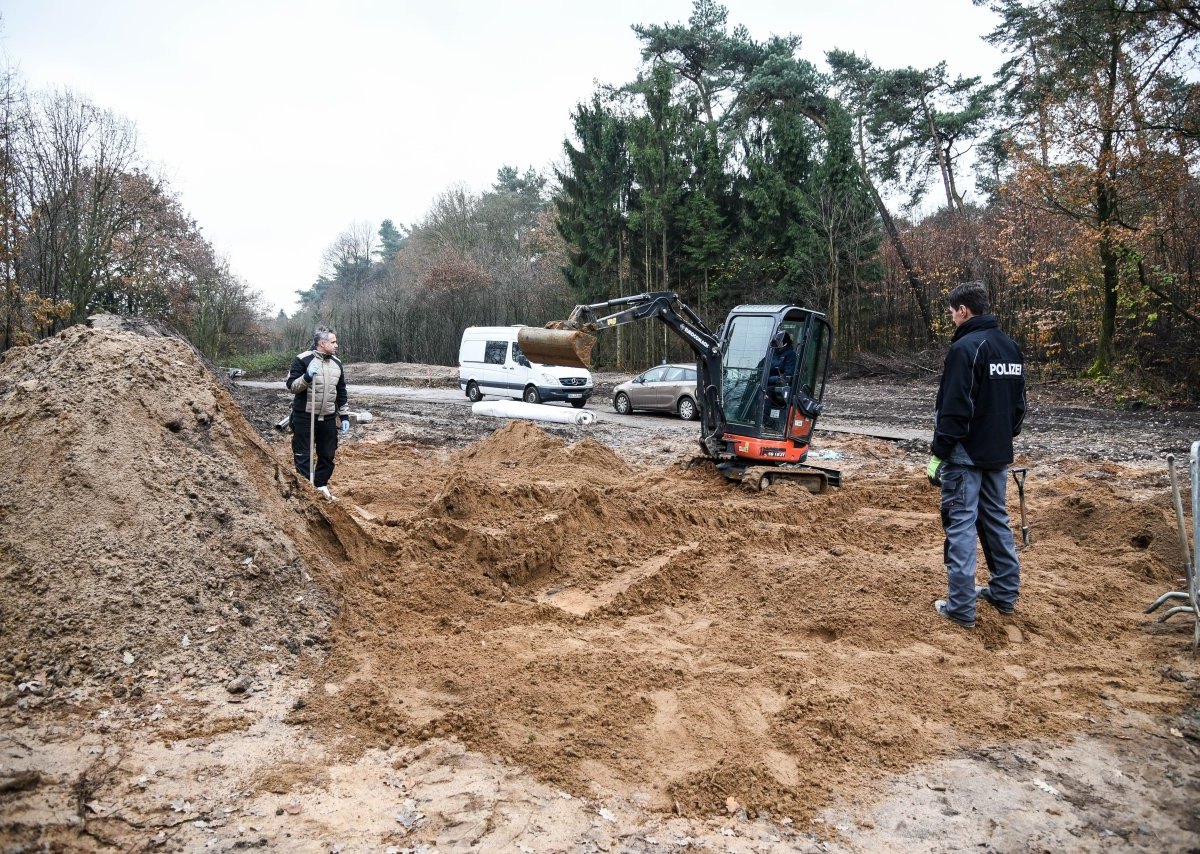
[794,317,830,407]
[720,314,776,430]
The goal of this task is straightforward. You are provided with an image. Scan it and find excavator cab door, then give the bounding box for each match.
[718,306,830,443]
[785,314,832,446]
[719,313,779,433]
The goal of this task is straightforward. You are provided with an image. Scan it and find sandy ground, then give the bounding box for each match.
[2,330,1199,852]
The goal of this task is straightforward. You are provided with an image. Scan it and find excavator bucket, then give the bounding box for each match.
[517,326,597,369]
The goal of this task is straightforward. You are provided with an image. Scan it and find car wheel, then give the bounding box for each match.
[677,396,697,421]
[613,392,631,414]
[466,381,482,402]
[570,400,587,409]
[523,386,541,404]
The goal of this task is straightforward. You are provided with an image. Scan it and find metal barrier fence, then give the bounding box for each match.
[1146,441,1199,652]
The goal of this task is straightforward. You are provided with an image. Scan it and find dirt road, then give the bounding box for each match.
[2,336,1198,852]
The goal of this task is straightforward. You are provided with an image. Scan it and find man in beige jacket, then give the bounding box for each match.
[286,326,350,500]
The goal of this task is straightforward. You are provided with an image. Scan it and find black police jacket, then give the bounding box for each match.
[931,315,1026,469]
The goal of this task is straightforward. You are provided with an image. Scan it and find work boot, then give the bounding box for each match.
[317,485,336,502]
[933,599,975,629]
[976,585,1015,615]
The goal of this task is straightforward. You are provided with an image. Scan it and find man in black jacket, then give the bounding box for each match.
[927,282,1026,628]
[287,326,351,500]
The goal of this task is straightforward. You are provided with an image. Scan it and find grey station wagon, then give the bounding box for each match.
[612,363,700,420]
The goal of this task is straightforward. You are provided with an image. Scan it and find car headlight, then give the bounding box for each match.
[539,372,557,384]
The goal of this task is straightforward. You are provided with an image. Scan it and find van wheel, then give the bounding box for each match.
[677,396,697,421]
[613,392,631,414]
[466,381,482,402]
[523,386,541,404]
[570,400,586,409]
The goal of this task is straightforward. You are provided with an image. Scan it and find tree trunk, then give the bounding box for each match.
[921,98,960,213]
[814,104,935,341]
[1091,29,1122,375]
[861,171,936,341]
[829,232,840,358]
[1031,36,1050,169]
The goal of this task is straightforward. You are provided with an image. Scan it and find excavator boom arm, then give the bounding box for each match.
[571,292,726,458]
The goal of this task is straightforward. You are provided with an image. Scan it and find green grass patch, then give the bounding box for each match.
[224,351,294,377]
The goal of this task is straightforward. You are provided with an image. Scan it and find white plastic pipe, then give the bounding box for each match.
[472,400,596,426]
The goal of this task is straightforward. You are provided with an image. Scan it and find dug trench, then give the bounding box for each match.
[1,322,1197,850]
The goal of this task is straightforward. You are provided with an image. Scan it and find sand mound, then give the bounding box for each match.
[297,423,1195,821]
[455,420,631,479]
[0,323,338,696]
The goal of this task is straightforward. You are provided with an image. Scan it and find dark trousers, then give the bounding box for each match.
[939,463,1021,621]
[291,411,338,487]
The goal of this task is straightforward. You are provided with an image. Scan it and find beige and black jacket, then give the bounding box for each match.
[287,351,349,417]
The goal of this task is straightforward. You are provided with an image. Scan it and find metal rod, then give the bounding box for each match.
[1156,604,1196,623]
[1191,442,1200,652]
[1167,454,1191,575]
[309,371,317,487]
[1146,590,1190,613]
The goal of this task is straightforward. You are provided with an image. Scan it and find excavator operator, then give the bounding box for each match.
[766,330,797,403]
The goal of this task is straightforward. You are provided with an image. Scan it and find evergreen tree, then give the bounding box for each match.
[555,96,632,302]
[626,63,691,295]
[733,104,820,301]
[377,219,406,261]
[480,166,548,253]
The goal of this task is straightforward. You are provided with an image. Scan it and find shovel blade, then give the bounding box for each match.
[517,327,597,369]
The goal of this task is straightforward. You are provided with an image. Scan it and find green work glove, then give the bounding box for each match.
[925,455,944,486]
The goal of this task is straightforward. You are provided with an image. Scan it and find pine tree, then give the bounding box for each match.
[555,97,632,302]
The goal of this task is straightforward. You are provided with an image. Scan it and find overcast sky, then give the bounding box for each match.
[1,1,1004,315]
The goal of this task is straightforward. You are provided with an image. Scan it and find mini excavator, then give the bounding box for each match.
[516,292,841,492]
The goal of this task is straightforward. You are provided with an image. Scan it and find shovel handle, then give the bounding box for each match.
[1011,467,1031,547]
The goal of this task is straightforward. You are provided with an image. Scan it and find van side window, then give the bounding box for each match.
[484,341,506,365]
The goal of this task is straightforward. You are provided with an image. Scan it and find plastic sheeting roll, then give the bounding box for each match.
[471,400,596,426]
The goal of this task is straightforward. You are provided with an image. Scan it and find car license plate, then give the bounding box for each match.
[568,393,582,399]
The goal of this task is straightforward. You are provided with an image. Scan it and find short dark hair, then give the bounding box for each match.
[946,281,990,315]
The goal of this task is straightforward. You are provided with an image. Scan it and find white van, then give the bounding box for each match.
[459,326,594,408]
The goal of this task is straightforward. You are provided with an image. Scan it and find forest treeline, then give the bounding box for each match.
[4,1,1199,397]
[0,67,270,357]
[296,0,1200,392]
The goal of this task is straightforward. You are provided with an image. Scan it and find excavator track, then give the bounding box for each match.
[686,457,839,494]
[740,465,829,494]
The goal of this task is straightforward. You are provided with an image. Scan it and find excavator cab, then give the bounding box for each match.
[718,305,832,470]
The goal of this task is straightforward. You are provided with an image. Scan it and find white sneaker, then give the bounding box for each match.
[317,485,335,501]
